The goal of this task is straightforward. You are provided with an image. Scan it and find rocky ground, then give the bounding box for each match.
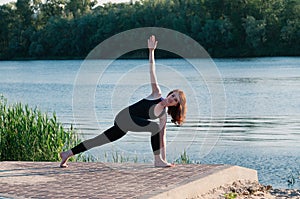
[192,180,300,199]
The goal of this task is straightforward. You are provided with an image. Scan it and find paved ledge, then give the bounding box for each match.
[0,161,258,199]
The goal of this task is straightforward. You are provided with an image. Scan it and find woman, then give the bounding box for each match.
[60,35,187,168]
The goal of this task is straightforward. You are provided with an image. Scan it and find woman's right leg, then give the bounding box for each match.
[60,124,126,167]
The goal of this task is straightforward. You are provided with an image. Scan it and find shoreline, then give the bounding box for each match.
[194,180,300,199]
[1,55,299,61]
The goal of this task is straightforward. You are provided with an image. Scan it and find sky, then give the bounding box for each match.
[0,0,129,5]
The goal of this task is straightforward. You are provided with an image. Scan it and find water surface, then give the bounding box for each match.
[0,57,299,188]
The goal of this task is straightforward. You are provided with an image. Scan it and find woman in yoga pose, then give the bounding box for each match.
[60,35,187,168]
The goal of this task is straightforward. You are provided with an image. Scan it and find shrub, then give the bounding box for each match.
[0,95,80,161]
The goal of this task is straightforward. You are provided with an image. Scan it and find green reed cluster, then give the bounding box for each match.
[0,95,79,161]
[175,150,193,164]
[287,170,300,187]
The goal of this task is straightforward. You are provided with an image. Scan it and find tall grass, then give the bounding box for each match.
[0,95,80,161]
[175,150,193,164]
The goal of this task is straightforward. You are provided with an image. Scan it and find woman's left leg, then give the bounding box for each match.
[60,124,127,167]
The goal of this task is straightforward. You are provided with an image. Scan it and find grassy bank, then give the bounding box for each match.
[0,95,80,161]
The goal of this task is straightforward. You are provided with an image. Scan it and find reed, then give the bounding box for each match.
[175,150,193,164]
[0,95,80,161]
[287,170,300,187]
[112,151,130,163]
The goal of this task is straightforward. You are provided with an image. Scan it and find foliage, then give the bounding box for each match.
[224,192,237,199]
[0,95,80,161]
[0,0,299,59]
[175,149,193,164]
[287,170,300,187]
[112,151,130,163]
[243,16,266,48]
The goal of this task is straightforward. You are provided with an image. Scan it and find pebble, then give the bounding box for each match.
[192,180,300,199]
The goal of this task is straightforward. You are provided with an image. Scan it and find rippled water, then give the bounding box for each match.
[0,57,299,188]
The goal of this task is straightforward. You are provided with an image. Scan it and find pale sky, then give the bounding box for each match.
[0,0,129,6]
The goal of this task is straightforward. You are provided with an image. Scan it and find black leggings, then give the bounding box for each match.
[71,113,162,155]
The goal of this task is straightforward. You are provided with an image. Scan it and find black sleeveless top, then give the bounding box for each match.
[114,97,165,132]
[129,98,165,119]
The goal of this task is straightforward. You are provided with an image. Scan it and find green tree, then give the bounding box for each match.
[242,16,266,54]
[199,17,234,56]
[0,3,14,59]
[260,0,285,54]
[6,0,34,58]
[281,20,300,45]
[65,0,97,19]
[280,0,300,54]
[71,15,98,56]
[41,0,67,19]
[0,0,299,59]
[35,18,73,57]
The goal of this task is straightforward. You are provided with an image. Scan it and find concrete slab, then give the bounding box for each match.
[0,161,258,199]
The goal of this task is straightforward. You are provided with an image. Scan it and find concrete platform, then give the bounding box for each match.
[0,161,258,199]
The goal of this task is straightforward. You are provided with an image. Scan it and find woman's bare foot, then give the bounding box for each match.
[155,161,175,167]
[154,156,175,167]
[60,150,73,168]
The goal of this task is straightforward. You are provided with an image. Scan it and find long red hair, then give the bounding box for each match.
[167,89,187,126]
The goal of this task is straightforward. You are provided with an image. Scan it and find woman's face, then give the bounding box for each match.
[166,91,180,107]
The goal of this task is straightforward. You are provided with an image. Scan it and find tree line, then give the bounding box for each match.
[0,0,299,60]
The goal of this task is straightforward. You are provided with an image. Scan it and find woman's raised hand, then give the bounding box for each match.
[148,35,158,50]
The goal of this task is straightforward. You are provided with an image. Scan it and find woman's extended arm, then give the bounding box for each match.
[148,35,161,98]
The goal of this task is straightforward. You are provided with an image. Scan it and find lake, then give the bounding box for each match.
[0,57,299,188]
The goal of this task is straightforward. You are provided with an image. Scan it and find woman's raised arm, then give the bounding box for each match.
[148,35,161,98]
